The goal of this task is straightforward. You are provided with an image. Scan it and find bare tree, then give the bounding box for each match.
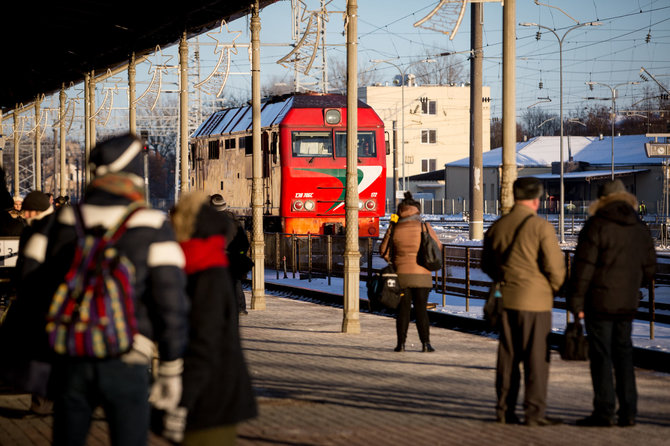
[412,54,468,85]
[262,74,295,98]
[521,107,559,138]
[327,58,381,93]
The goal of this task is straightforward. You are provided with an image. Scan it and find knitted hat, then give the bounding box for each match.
[598,179,625,198]
[89,133,144,177]
[513,177,543,200]
[21,191,50,211]
[209,194,227,211]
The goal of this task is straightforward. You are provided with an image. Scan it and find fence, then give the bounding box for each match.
[260,233,668,340]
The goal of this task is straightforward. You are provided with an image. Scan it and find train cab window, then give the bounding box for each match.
[335,131,376,157]
[292,131,333,157]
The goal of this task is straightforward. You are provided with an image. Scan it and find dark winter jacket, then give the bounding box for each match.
[568,191,657,320]
[18,184,189,362]
[379,204,440,288]
[172,196,257,431]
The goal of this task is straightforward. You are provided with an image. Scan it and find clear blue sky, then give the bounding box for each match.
[212,0,670,119]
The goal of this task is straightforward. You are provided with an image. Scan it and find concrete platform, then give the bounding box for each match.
[1,292,669,445]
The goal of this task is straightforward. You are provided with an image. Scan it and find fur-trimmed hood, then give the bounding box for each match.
[171,190,231,242]
[171,191,209,242]
[588,190,639,225]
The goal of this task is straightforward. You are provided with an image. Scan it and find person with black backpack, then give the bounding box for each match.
[18,133,189,446]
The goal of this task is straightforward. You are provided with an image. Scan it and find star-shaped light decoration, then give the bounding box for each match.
[194,19,242,98]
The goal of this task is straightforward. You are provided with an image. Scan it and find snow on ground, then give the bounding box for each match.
[262,271,670,354]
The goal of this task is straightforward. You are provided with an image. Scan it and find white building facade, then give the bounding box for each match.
[358,84,491,201]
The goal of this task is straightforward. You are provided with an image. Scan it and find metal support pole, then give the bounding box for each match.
[469,2,484,240]
[392,120,398,209]
[34,97,42,191]
[500,0,516,216]
[84,73,91,184]
[59,87,67,197]
[13,105,19,198]
[0,110,3,169]
[129,52,137,135]
[89,71,97,179]
[250,1,266,310]
[342,0,360,333]
[179,33,189,196]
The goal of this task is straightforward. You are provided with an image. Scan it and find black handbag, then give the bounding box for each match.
[368,265,404,310]
[417,221,442,271]
[560,320,589,361]
[483,282,503,329]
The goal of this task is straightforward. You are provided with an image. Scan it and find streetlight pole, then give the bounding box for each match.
[371,58,435,193]
[585,81,639,180]
[520,20,600,243]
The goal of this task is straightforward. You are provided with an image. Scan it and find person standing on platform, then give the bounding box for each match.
[379,191,440,353]
[482,177,566,426]
[569,179,656,428]
[18,133,189,446]
[210,194,253,316]
[170,191,257,444]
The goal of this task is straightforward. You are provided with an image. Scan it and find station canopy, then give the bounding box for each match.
[1,0,277,112]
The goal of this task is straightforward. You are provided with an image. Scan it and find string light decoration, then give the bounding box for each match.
[194,19,242,98]
[135,45,174,111]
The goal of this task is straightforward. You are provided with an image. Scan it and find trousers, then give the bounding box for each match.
[584,318,636,422]
[51,358,150,446]
[396,287,430,344]
[496,309,551,422]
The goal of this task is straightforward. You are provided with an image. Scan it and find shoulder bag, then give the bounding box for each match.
[483,214,533,330]
[367,222,404,310]
[417,221,442,271]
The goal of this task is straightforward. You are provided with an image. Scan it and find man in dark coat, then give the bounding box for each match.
[569,179,656,428]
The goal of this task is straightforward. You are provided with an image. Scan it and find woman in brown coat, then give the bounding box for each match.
[380,192,440,352]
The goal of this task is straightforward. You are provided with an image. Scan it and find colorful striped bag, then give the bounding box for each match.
[46,203,142,358]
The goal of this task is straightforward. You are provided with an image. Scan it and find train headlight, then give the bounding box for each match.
[358,200,364,209]
[292,200,304,211]
[324,109,341,125]
[364,199,376,211]
[304,200,315,211]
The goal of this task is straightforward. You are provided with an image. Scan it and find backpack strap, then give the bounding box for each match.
[74,201,145,244]
[501,214,533,265]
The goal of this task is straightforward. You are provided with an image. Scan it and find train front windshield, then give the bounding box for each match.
[291,131,377,158]
[335,132,376,157]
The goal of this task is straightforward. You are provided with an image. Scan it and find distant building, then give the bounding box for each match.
[358,83,491,201]
[443,135,666,214]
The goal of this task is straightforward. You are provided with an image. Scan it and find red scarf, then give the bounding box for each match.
[179,235,228,275]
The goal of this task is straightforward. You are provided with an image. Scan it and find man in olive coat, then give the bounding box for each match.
[569,179,656,427]
[482,177,566,427]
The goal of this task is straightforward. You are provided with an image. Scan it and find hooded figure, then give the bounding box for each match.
[170,191,257,443]
[569,179,656,427]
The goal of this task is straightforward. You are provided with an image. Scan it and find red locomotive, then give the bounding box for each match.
[190,93,386,236]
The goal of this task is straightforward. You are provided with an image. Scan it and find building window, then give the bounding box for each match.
[225,138,236,149]
[421,129,437,144]
[421,159,436,172]
[421,98,436,115]
[208,140,220,159]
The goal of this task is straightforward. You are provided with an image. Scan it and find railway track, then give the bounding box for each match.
[246,278,670,374]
